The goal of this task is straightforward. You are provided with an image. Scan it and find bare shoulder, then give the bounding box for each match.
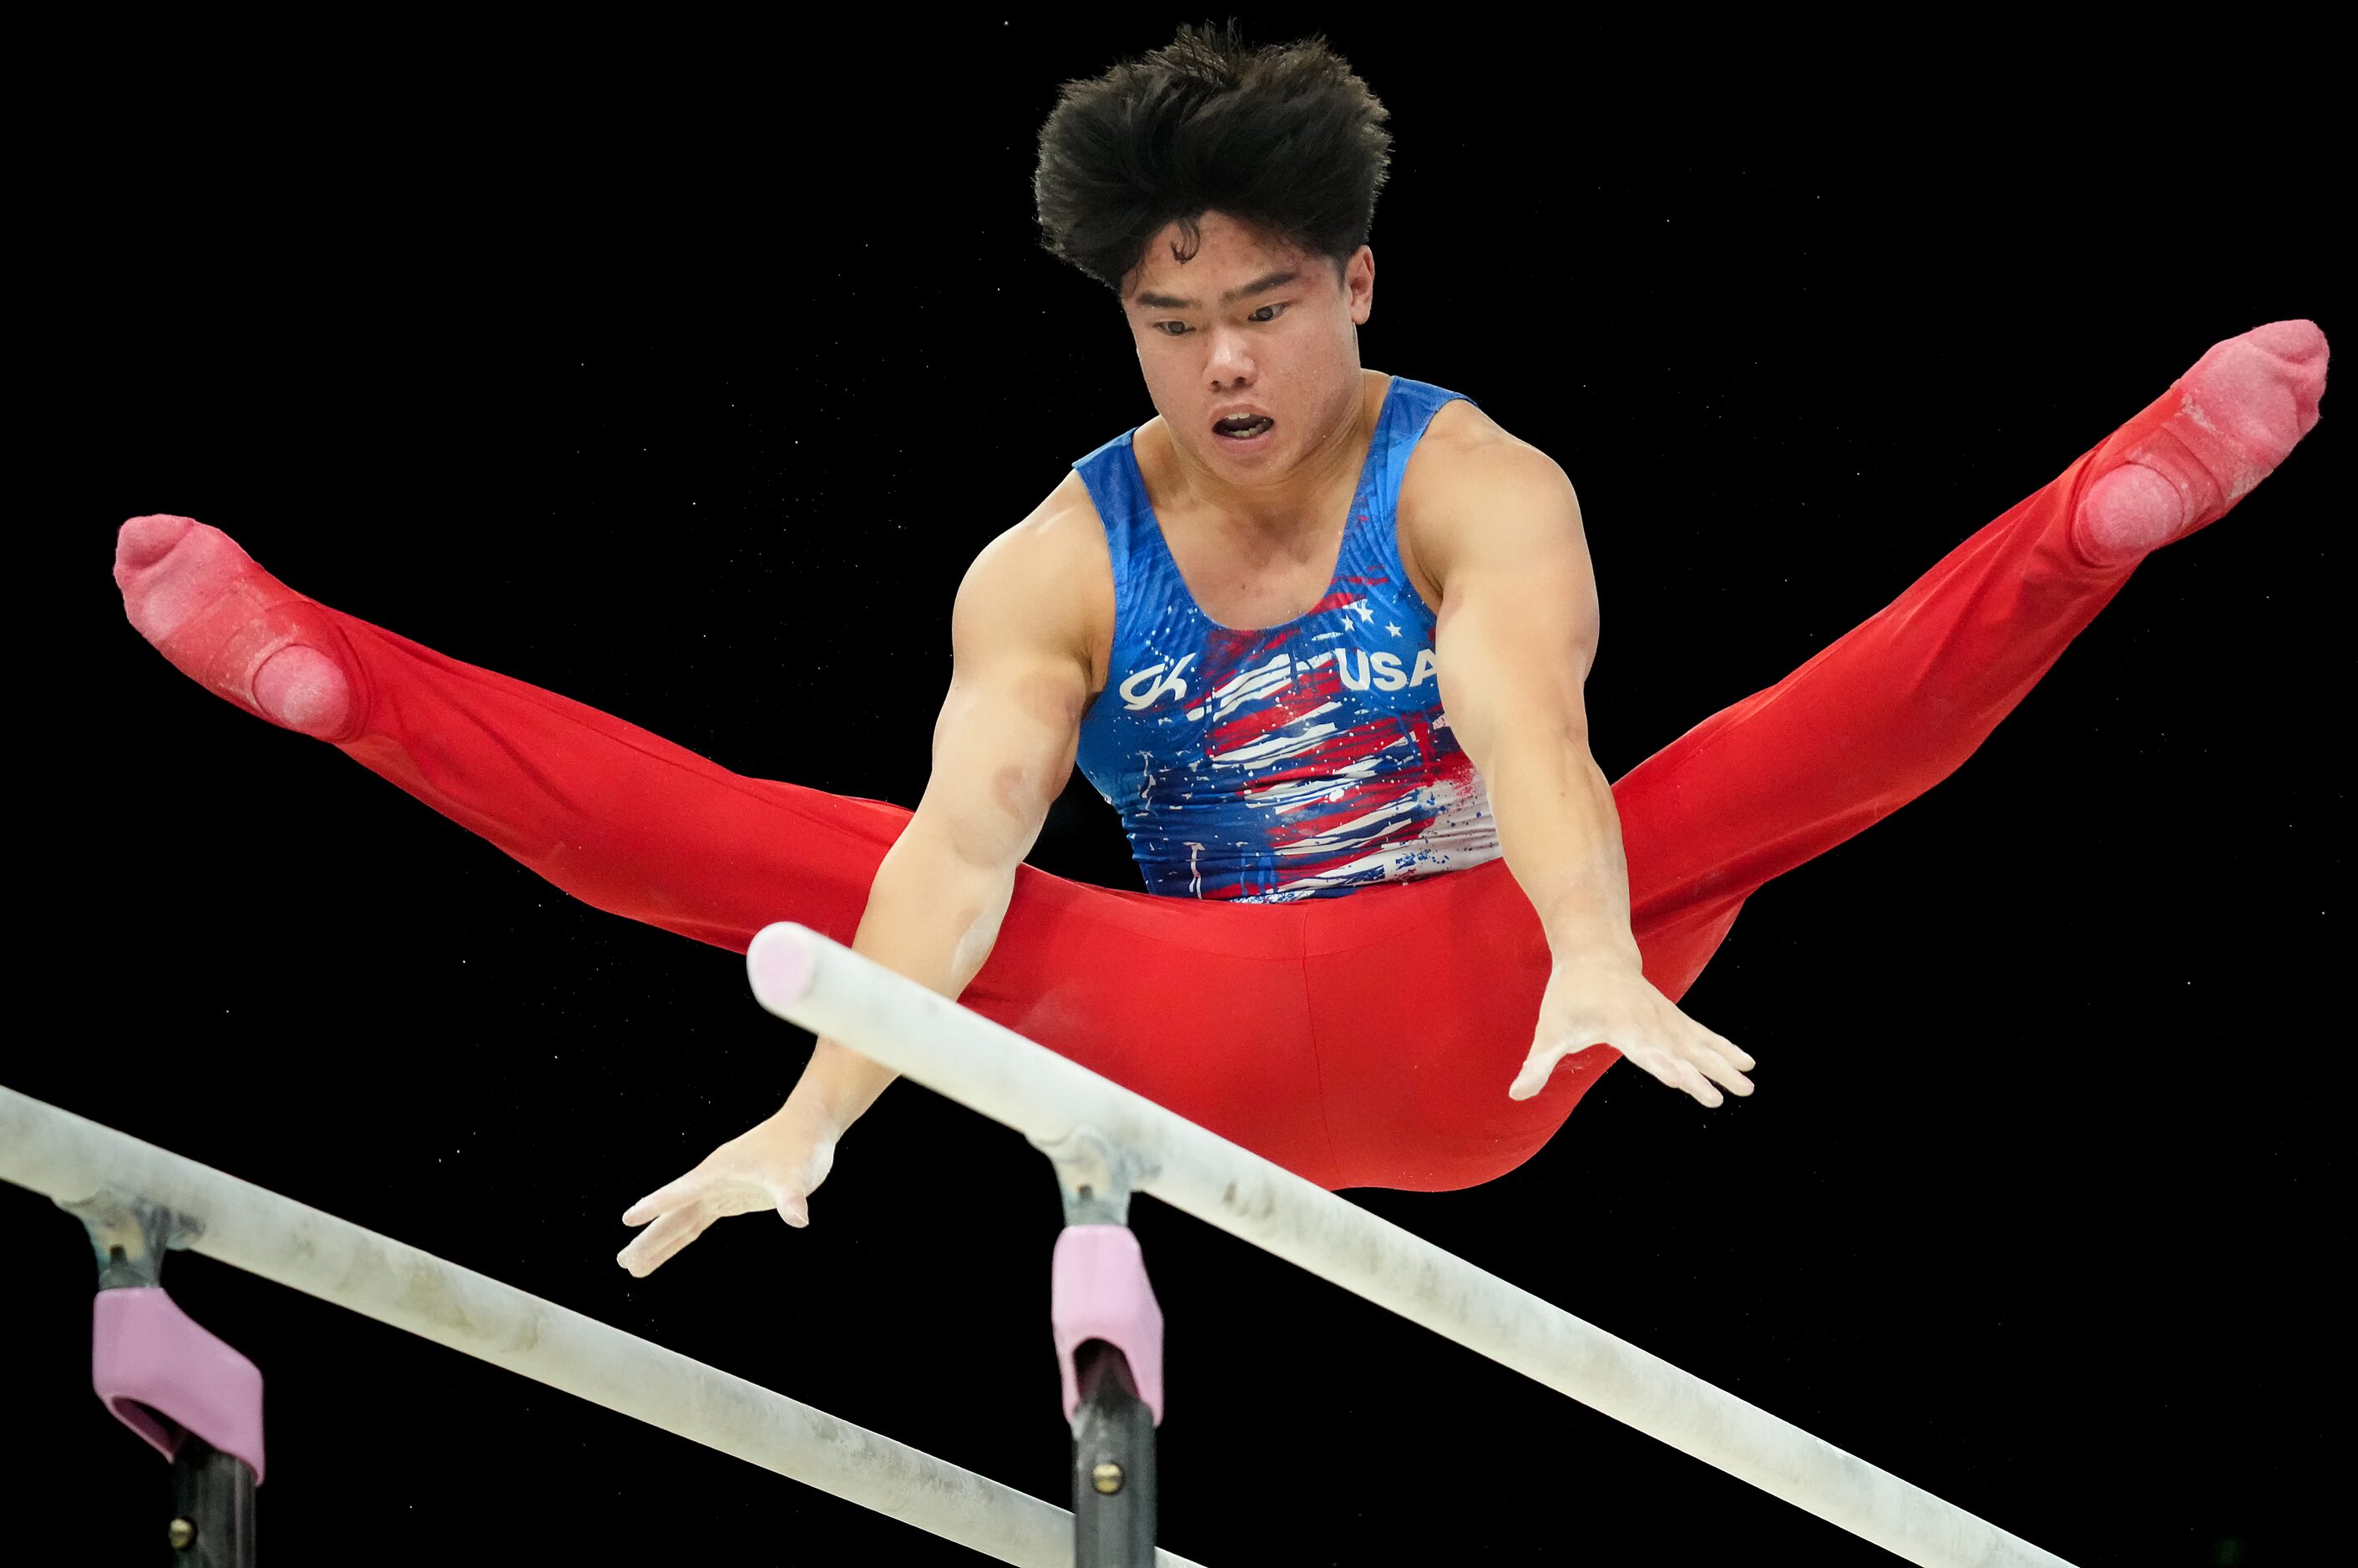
[955,468,1115,691]
[1398,397,1583,588]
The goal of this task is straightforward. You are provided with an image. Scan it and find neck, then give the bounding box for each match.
[1155,371,1383,539]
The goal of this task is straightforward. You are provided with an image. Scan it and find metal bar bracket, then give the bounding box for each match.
[1030,1125,1155,1227]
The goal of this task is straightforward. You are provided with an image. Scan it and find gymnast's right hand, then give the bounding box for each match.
[615,1101,840,1277]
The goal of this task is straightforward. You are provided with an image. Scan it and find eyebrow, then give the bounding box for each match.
[1131,267,1303,311]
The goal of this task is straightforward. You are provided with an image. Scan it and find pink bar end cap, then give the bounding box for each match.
[747,923,820,1010]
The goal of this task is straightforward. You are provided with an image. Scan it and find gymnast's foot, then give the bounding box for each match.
[114,516,357,739]
[2072,319,2329,567]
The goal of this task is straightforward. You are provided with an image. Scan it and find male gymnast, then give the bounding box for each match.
[108,26,2327,1277]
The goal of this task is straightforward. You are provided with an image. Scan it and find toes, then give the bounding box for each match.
[2190,321,2330,457]
[116,516,256,646]
[114,514,197,574]
[2248,317,2326,367]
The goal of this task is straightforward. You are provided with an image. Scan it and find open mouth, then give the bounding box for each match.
[1213,414,1275,442]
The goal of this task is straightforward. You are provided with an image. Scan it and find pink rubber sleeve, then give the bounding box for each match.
[1052,1225,1164,1425]
[92,1287,266,1483]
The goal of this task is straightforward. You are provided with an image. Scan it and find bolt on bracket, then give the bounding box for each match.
[1028,1125,1155,1227]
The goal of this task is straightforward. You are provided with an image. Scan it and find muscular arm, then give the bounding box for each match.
[617,499,1096,1273]
[1424,442,1631,963]
[785,513,1093,1130]
[1418,430,1754,1106]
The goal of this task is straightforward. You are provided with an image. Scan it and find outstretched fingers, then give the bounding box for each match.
[617,1166,804,1277]
[1673,1056,1724,1108]
[1614,1038,1710,1104]
[621,1172,705,1229]
[1640,1032,1753,1108]
[1690,1024,1755,1099]
[1515,1019,1755,1109]
[617,1205,711,1278]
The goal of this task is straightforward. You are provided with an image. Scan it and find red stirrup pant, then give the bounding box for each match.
[287,402,2163,1191]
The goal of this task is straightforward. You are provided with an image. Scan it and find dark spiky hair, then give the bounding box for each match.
[1033,23,1394,292]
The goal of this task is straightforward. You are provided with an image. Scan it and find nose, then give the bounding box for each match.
[1204,327,1255,390]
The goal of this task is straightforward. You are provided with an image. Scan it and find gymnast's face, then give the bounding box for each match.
[1123,210,1374,483]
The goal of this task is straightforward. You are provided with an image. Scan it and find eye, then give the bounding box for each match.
[1249,303,1287,323]
[1155,321,1192,337]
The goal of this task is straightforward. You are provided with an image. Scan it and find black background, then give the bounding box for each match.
[14,19,2344,1567]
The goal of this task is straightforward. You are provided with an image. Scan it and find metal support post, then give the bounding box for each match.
[63,1189,263,1568]
[1035,1128,1165,1568]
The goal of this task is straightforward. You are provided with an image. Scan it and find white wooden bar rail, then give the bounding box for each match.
[746,921,2075,1568]
[0,1085,1206,1568]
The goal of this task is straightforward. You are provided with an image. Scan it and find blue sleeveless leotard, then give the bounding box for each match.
[1072,377,1501,902]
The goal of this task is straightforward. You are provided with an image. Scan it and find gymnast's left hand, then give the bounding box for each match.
[1509,953,1755,1108]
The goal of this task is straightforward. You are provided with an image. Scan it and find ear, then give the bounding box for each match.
[1345,245,1375,326]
